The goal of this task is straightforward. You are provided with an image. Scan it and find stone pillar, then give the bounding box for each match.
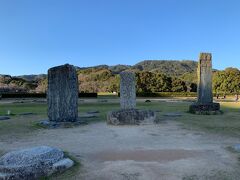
[120,71,136,109]
[197,53,213,104]
[189,53,221,114]
[47,64,78,122]
[107,71,156,125]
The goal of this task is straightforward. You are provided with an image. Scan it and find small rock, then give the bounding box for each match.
[0,116,10,121]
[87,110,99,114]
[99,100,108,103]
[32,100,46,103]
[79,114,97,118]
[39,120,60,129]
[40,120,51,126]
[163,112,182,117]
[19,112,35,116]
[12,101,24,104]
[233,144,240,152]
[145,100,151,103]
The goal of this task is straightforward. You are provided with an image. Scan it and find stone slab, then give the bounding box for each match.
[0,116,10,121]
[189,102,221,114]
[163,112,183,117]
[0,146,74,179]
[107,109,156,125]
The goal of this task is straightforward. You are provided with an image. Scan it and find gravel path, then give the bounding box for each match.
[0,120,240,180]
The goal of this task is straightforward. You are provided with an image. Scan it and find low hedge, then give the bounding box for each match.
[79,93,97,98]
[118,92,197,97]
[136,92,197,97]
[0,93,46,98]
[0,93,98,98]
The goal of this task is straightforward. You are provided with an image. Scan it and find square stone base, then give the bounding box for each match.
[107,109,156,125]
[189,103,221,115]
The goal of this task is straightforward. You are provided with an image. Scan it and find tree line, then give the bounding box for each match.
[1,67,240,94]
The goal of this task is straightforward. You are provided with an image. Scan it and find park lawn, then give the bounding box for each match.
[177,101,240,137]
[0,99,239,138]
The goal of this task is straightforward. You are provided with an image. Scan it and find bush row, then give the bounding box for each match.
[136,92,197,97]
[0,93,98,98]
[1,92,230,99]
[117,92,197,97]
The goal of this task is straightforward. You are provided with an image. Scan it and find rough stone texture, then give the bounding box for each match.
[189,53,220,114]
[107,109,156,125]
[189,103,221,114]
[0,146,74,180]
[197,53,213,104]
[47,64,78,122]
[120,71,136,109]
[107,71,156,125]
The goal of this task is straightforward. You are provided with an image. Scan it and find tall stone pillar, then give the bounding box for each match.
[197,53,213,104]
[47,64,78,122]
[107,71,156,125]
[120,71,136,109]
[189,53,220,114]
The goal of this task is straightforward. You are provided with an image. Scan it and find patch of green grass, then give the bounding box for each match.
[1,99,240,139]
[0,103,48,138]
[0,103,47,116]
[0,99,240,180]
[178,102,240,137]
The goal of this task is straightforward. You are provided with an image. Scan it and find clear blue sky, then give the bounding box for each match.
[0,0,239,75]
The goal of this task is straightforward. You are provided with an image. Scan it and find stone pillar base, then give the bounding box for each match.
[189,103,222,115]
[107,109,156,125]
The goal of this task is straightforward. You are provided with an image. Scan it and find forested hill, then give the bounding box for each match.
[132,60,197,76]
[77,60,198,76]
[5,59,240,94]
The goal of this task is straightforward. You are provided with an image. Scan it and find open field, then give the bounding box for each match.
[0,98,240,179]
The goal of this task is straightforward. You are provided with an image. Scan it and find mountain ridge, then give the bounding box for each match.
[4,60,198,80]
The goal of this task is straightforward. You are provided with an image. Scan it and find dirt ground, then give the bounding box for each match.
[0,119,240,180]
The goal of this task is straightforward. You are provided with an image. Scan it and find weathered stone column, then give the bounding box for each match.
[197,53,213,104]
[189,53,220,114]
[47,64,78,122]
[107,71,156,125]
[120,71,136,109]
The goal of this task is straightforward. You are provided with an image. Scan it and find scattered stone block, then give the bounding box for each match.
[19,112,36,116]
[0,146,74,179]
[0,116,10,121]
[32,100,47,103]
[79,114,98,118]
[163,112,182,117]
[87,110,100,114]
[99,100,108,103]
[47,64,78,122]
[233,144,240,152]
